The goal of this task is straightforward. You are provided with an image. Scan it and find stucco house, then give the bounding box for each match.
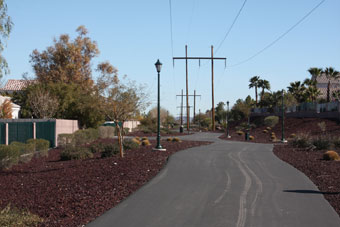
[312,73,340,101]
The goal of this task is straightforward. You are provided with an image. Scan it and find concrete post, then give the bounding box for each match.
[5,123,8,145]
[33,122,36,139]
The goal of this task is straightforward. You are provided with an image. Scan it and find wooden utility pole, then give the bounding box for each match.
[176,90,201,125]
[173,45,226,131]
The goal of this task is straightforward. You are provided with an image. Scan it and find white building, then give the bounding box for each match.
[0,95,20,119]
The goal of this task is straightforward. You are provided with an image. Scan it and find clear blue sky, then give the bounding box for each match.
[3,0,340,117]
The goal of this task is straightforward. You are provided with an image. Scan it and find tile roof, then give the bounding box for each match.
[1,79,35,91]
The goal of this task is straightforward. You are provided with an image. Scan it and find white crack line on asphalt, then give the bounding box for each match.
[238,149,263,217]
[214,170,231,204]
[229,149,252,227]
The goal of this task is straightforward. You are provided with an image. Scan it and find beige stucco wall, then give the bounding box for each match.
[55,119,79,146]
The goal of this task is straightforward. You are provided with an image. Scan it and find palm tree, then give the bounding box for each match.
[304,86,320,102]
[249,76,260,105]
[332,90,340,101]
[307,67,323,81]
[323,67,340,102]
[287,81,306,103]
[258,79,270,101]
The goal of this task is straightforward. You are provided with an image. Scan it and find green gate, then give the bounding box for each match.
[8,122,33,144]
[36,121,56,147]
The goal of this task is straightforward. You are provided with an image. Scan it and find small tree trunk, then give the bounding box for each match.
[255,86,258,106]
[116,124,124,158]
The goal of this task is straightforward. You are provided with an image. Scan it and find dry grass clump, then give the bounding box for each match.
[141,137,148,141]
[0,204,43,227]
[172,137,182,142]
[166,137,173,141]
[236,130,244,136]
[262,129,268,133]
[141,140,151,146]
[289,133,296,139]
[132,138,141,145]
[323,150,340,161]
[249,136,254,140]
[266,127,271,131]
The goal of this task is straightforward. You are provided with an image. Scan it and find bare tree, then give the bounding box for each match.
[27,86,59,118]
[97,62,149,157]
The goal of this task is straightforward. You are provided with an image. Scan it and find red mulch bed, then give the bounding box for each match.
[274,144,340,217]
[220,117,340,143]
[0,139,211,226]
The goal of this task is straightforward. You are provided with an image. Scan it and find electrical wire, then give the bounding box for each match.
[229,0,326,67]
[169,0,174,58]
[214,0,248,55]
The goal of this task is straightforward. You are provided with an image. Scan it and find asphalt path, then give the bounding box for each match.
[87,132,340,227]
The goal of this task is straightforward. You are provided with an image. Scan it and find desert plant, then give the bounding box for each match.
[123,139,140,150]
[166,137,173,141]
[264,116,279,128]
[141,137,148,141]
[289,133,296,139]
[101,144,120,158]
[26,139,50,157]
[134,136,140,141]
[236,130,244,135]
[172,137,182,142]
[323,150,340,161]
[317,121,326,132]
[60,146,93,160]
[0,204,43,227]
[132,138,141,145]
[89,143,106,153]
[249,135,254,140]
[332,137,340,148]
[312,136,331,150]
[57,133,74,147]
[141,140,151,146]
[291,133,313,149]
[263,129,268,133]
[0,145,21,169]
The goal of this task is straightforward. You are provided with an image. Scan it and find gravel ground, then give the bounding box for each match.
[0,139,210,226]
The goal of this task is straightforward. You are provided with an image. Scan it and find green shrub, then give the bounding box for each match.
[0,204,43,227]
[10,142,35,154]
[312,136,331,150]
[101,144,120,158]
[26,139,50,157]
[0,145,21,169]
[264,116,279,128]
[332,137,340,148]
[60,146,93,160]
[73,128,99,146]
[123,139,140,150]
[291,133,312,148]
[57,133,74,147]
[89,143,106,153]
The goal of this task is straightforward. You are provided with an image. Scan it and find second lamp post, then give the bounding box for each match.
[153,59,166,151]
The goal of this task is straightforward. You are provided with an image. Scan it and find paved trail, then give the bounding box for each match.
[88,132,340,227]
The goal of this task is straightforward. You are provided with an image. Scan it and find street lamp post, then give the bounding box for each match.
[153,59,166,151]
[281,89,287,143]
[226,101,231,138]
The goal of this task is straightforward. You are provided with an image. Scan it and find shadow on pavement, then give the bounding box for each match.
[283,189,340,195]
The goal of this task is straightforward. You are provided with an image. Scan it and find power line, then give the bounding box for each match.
[229,0,326,67]
[214,0,248,54]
